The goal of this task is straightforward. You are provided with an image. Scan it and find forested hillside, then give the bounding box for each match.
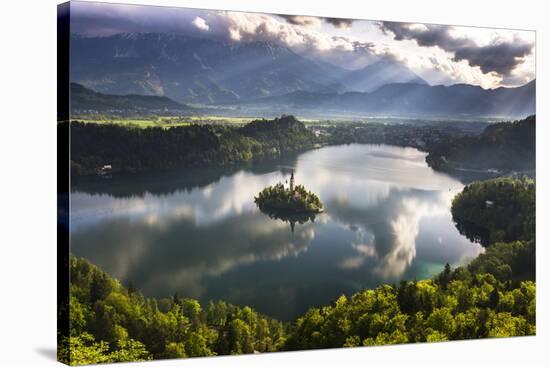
[426,115,535,172]
[59,257,286,365]
[60,177,536,365]
[59,242,536,364]
[285,242,535,349]
[452,177,535,245]
[67,115,316,176]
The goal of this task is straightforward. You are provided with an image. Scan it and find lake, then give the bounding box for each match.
[70,144,483,321]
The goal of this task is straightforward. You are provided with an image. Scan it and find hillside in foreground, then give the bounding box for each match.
[59,178,535,365]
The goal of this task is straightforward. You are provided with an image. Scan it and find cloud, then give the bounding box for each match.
[379,21,534,76]
[317,38,380,69]
[69,2,381,72]
[279,15,355,29]
[219,11,358,53]
[192,16,210,32]
[324,17,355,29]
[278,15,322,27]
[380,22,472,49]
[70,3,362,54]
[70,167,316,300]
[69,1,534,87]
[72,210,314,300]
[452,42,533,75]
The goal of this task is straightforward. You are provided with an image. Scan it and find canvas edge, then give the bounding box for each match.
[57,1,71,365]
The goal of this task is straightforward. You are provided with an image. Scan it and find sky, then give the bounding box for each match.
[70,1,536,89]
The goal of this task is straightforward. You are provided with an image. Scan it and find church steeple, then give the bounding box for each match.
[289,170,295,192]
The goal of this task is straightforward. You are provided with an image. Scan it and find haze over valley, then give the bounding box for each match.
[69,2,535,120]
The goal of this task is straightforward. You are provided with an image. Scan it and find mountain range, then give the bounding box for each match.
[70,33,427,105]
[244,80,536,117]
[69,32,535,118]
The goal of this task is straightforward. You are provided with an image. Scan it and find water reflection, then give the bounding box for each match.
[72,211,315,299]
[71,144,483,320]
[256,206,319,233]
[452,217,491,246]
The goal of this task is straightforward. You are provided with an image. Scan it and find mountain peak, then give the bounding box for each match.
[341,58,427,93]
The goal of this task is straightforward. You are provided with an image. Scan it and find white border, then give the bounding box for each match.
[0,0,546,366]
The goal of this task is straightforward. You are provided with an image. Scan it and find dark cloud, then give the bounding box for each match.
[278,15,355,28]
[351,40,376,49]
[453,43,533,75]
[278,15,320,27]
[324,17,355,28]
[380,21,472,49]
[379,21,534,76]
[332,37,376,51]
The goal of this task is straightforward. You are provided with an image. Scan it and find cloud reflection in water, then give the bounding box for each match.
[71,144,483,319]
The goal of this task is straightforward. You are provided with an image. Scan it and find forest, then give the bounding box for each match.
[59,177,536,365]
[452,177,535,245]
[59,256,286,365]
[67,115,316,176]
[426,115,535,172]
[66,114,535,178]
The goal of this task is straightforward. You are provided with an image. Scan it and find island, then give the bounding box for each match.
[254,171,324,214]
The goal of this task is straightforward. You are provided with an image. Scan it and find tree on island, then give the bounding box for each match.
[254,171,323,214]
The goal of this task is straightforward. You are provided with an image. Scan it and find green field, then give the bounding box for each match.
[70,115,324,129]
[70,115,260,128]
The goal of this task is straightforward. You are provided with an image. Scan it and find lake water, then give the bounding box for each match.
[70,144,483,320]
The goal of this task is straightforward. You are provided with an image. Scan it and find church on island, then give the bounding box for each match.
[288,171,301,200]
[254,170,324,214]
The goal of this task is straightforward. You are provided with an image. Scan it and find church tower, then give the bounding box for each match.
[289,170,295,192]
